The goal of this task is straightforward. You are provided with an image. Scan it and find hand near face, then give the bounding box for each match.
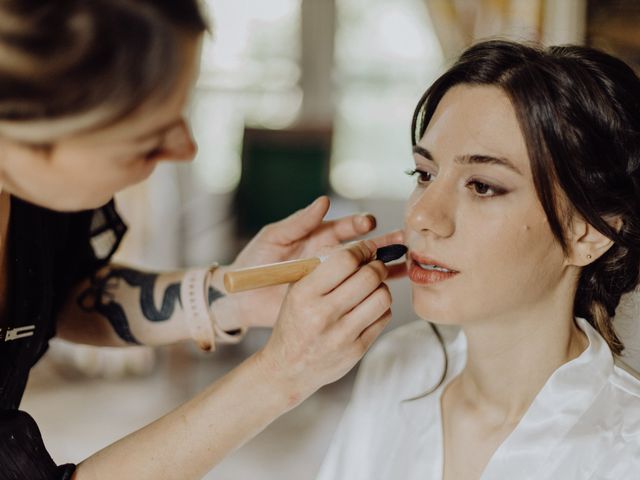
[255,240,393,402]
[217,196,404,329]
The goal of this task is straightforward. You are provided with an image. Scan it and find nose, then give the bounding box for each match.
[405,180,456,238]
[157,119,197,162]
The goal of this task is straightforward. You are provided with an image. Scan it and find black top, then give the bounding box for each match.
[0,197,126,480]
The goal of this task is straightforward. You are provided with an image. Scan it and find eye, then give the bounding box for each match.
[405,168,434,185]
[466,180,505,198]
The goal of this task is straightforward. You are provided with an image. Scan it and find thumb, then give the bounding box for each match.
[265,196,330,244]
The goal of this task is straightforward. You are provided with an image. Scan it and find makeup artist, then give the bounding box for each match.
[0,2,402,479]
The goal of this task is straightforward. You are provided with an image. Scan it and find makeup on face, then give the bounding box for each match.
[224,244,408,293]
[402,86,571,329]
[407,251,459,286]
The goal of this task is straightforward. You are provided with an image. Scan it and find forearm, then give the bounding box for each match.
[73,351,300,480]
[70,240,392,479]
[56,264,240,347]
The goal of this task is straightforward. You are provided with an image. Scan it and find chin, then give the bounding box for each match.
[39,191,113,212]
[4,181,114,212]
[70,194,114,211]
[411,288,461,326]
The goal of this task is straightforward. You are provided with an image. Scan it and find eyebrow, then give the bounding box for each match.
[412,145,523,176]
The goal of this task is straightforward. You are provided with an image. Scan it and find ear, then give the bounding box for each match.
[565,215,622,267]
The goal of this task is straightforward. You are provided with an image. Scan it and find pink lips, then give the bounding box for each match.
[408,252,459,285]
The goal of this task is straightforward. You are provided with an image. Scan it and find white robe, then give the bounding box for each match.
[316,318,640,479]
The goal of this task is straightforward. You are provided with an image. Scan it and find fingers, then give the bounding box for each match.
[297,240,378,294]
[357,309,392,353]
[263,196,330,244]
[339,283,392,340]
[324,213,377,242]
[261,240,393,398]
[326,260,389,316]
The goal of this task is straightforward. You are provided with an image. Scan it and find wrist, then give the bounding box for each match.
[207,266,245,332]
[251,347,311,411]
[180,267,217,351]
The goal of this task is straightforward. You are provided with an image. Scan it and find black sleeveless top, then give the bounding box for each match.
[0,197,126,480]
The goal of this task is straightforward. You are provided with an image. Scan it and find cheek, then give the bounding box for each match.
[501,212,558,263]
[473,216,562,314]
[409,200,564,323]
[59,149,152,186]
[467,206,561,289]
[50,150,155,207]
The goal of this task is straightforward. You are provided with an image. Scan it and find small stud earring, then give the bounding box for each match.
[587,254,592,260]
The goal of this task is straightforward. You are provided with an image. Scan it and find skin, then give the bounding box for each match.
[0,41,199,212]
[0,33,405,479]
[404,85,615,480]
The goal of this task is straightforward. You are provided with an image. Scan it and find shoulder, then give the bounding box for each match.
[354,320,460,400]
[610,360,640,403]
[610,361,640,406]
[602,361,640,445]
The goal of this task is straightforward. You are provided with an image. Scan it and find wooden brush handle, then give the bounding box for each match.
[223,257,322,293]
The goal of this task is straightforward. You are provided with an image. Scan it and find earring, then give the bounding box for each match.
[587,254,592,260]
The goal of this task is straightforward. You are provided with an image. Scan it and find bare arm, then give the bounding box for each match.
[72,241,393,480]
[56,196,404,348]
[74,352,300,479]
[56,264,239,347]
[56,197,404,477]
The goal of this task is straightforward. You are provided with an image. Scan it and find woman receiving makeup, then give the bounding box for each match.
[0,1,403,479]
[317,40,640,479]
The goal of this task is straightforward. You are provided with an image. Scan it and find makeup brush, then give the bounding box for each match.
[223,244,407,293]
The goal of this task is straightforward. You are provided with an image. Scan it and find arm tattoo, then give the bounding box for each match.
[77,268,226,344]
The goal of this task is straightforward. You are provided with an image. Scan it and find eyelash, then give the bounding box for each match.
[405,168,433,184]
[404,168,506,198]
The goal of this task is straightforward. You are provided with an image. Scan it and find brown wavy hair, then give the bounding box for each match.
[0,0,207,143]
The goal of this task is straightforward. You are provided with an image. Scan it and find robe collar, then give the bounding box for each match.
[399,318,613,478]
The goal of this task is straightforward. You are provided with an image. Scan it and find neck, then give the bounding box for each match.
[457,294,588,425]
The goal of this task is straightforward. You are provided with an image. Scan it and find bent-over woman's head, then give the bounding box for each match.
[406,39,640,355]
[0,0,207,210]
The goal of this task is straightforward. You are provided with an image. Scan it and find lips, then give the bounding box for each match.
[408,252,459,285]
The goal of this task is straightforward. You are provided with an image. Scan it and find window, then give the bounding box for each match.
[331,0,443,199]
[191,0,443,199]
[191,0,303,194]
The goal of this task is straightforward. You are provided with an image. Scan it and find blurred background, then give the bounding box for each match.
[23,1,640,478]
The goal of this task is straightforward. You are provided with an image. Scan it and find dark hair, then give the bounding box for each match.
[412,39,640,357]
[0,0,208,143]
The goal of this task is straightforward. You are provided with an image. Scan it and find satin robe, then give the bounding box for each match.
[317,318,640,479]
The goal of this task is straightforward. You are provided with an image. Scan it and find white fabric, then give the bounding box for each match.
[614,289,640,373]
[317,318,640,480]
